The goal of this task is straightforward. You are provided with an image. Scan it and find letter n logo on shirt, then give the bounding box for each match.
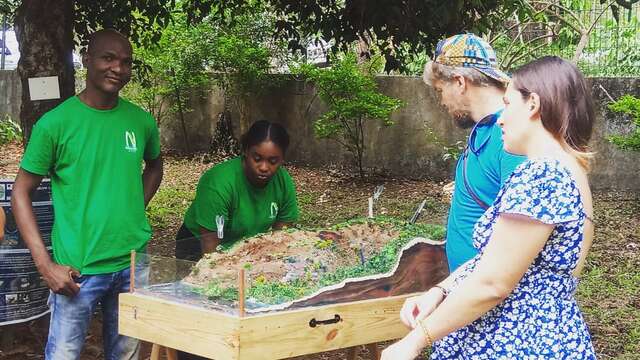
[125,131,137,152]
[269,202,278,219]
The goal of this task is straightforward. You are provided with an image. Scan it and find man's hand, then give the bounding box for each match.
[40,261,81,297]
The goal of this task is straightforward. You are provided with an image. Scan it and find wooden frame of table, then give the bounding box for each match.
[119,291,415,360]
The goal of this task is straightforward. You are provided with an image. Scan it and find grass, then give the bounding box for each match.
[575,192,640,359]
[146,187,193,228]
[577,254,640,358]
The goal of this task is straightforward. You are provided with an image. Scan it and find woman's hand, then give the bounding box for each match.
[200,227,222,254]
[381,328,428,360]
[400,287,446,329]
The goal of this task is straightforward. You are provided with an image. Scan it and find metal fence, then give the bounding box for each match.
[499,2,640,77]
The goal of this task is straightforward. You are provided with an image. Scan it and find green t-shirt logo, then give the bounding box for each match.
[270,202,278,219]
[125,131,137,152]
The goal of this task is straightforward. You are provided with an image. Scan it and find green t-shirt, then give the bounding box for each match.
[183,157,298,244]
[20,96,160,275]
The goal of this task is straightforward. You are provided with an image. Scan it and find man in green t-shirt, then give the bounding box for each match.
[11,29,163,359]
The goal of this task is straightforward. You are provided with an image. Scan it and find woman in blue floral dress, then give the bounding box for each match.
[382,56,597,359]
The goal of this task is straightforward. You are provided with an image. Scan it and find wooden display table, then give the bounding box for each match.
[119,239,448,359]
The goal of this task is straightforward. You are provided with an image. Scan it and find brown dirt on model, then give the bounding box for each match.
[183,223,399,289]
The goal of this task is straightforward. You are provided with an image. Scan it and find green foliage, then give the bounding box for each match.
[297,192,316,206]
[118,9,213,154]
[0,1,17,24]
[200,2,287,100]
[442,141,466,162]
[247,277,309,304]
[73,1,174,49]
[200,280,239,302]
[122,2,286,152]
[183,0,525,73]
[0,115,22,145]
[200,3,287,127]
[313,239,333,250]
[294,54,404,177]
[485,0,640,77]
[146,188,194,229]
[123,11,211,122]
[608,95,640,151]
[577,258,640,356]
[581,14,640,76]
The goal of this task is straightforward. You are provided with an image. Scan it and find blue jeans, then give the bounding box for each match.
[45,266,139,360]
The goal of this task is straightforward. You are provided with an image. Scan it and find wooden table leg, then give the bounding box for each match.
[347,346,359,360]
[165,347,178,360]
[150,344,161,360]
[366,343,380,360]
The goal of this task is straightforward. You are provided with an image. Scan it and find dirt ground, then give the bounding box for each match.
[1,146,639,359]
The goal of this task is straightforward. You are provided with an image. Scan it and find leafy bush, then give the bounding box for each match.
[608,95,640,152]
[294,54,405,177]
[0,115,22,145]
[122,2,287,154]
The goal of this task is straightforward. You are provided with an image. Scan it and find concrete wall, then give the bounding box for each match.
[0,70,21,122]
[3,69,639,190]
[588,78,640,190]
[164,76,468,180]
[254,76,466,180]
[163,75,640,190]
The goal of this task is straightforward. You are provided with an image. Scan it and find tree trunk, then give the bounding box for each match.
[356,117,365,178]
[169,68,191,154]
[572,31,590,63]
[14,0,75,144]
[356,34,371,64]
[210,110,239,157]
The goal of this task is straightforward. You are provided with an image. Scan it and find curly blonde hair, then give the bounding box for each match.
[423,61,506,90]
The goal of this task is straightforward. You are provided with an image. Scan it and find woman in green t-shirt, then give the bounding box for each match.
[175,120,299,261]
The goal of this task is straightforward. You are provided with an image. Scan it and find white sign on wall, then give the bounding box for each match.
[28,76,61,101]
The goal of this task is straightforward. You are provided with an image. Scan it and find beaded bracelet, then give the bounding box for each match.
[418,318,434,347]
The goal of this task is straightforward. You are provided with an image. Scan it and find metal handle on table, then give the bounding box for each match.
[309,314,341,327]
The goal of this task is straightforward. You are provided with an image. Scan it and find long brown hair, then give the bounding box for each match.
[511,56,595,170]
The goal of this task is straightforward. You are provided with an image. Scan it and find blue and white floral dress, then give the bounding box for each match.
[432,158,596,359]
